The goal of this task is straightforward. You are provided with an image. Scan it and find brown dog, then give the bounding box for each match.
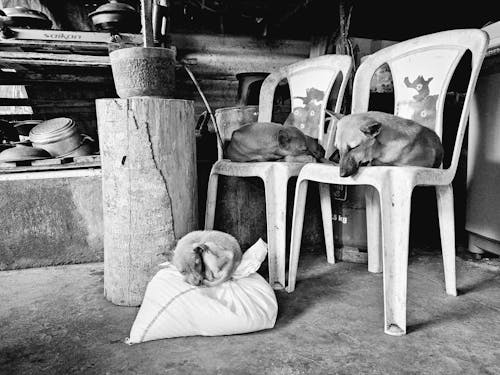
[225,122,326,163]
[333,111,443,177]
[172,230,242,287]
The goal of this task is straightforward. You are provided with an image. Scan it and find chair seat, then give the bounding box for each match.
[211,159,310,178]
[296,163,455,189]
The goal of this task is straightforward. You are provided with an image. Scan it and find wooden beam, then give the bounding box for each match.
[0,28,142,45]
[0,98,31,106]
[0,51,109,67]
[0,165,101,178]
[0,72,113,85]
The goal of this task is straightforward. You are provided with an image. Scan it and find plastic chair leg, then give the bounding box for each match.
[263,169,290,290]
[286,177,309,293]
[319,183,335,264]
[436,184,457,297]
[380,180,412,336]
[365,186,382,273]
[204,172,219,230]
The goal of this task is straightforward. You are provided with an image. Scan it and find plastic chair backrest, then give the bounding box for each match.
[214,105,260,160]
[352,29,488,175]
[258,54,352,146]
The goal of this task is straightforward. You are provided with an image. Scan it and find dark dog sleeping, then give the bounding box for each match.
[225,122,326,163]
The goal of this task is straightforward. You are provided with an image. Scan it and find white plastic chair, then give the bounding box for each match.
[204,54,353,289]
[287,29,488,335]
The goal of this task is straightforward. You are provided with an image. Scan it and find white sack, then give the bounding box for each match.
[126,238,277,344]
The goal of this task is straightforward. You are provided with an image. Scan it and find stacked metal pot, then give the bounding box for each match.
[88,0,140,33]
[0,6,52,29]
[29,118,94,158]
[0,118,95,163]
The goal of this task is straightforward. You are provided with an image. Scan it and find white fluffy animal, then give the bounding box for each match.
[172,230,242,287]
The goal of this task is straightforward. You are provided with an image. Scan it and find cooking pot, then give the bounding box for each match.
[88,0,140,33]
[57,139,94,158]
[0,7,52,29]
[29,118,91,157]
[0,144,51,162]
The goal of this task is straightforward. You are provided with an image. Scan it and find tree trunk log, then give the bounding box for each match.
[96,97,197,306]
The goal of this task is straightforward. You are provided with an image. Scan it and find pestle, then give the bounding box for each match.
[109,0,175,98]
[140,0,154,48]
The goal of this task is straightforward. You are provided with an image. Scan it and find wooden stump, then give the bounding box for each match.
[96,98,197,306]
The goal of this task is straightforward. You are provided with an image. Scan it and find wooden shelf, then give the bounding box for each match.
[0,28,142,85]
[0,28,143,54]
[0,154,101,174]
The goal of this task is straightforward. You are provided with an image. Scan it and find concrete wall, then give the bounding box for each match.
[0,176,103,270]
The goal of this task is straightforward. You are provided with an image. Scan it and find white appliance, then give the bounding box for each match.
[466,22,500,256]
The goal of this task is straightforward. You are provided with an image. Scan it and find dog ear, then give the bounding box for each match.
[360,121,382,138]
[278,129,291,148]
[305,135,325,159]
[330,148,340,163]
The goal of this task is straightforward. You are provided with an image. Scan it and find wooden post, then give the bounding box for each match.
[141,0,154,48]
[96,97,197,306]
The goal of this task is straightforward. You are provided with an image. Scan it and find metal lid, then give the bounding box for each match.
[88,1,137,17]
[29,118,77,144]
[12,119,43,128]
[1,7,51,20]
[0,145,51,162]
[0,7,52,29]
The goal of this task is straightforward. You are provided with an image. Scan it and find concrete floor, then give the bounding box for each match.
[1,250,499,375]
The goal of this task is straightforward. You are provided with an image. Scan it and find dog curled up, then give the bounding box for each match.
[225,122,328,163]
[331,111,444,177]
[172,230,242,287]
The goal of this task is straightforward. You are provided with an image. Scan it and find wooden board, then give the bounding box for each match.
[0,154,100,173]
[0,28,143,55]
